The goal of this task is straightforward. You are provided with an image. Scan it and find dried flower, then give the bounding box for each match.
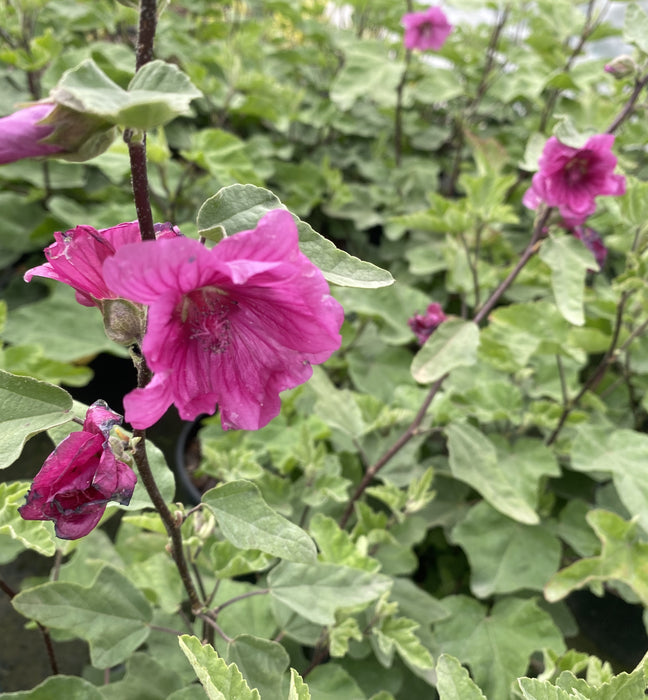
[409,302,447,344]
[19,401,137,540]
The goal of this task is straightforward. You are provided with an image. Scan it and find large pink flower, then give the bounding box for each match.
[0,104,63,164]
[24,221,181,307]
[19,401,137,540]
[522,134,626,224]
[103,209,344,431]
[401,6,452,51]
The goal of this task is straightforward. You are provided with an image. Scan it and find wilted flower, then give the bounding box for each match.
[522,134,626,225]
[103,209,344,431]
[409,302,447,344]
[24,221,181,308]
[19,401,137,540]
[402,6,452,51]
[0,104,64,164]
[571,225,608,270]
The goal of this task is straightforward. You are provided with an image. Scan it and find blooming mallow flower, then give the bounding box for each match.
[522,134,626,225]
[402,6,452,51]
[409,302,447,344]
[24,221,181,308]
[19,401,137,540]
[103,209,344,431]
[0,104,64,164]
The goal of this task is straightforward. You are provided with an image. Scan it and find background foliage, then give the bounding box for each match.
[2,0,648,698]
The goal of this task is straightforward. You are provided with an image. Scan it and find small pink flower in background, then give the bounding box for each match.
[19,401,136,540]
[0,104,63,165]
[604,55,636,79]
[522,134,626,225]
[24,221,181,307]
[409,302,446,344]
[103,209,344,431]
[402,6,452,51]
[571,225,608,270]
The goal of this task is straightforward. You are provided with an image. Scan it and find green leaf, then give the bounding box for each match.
[0,482,56,557]
[539,236,596,326]
[545,509,648,607]
[268,560,392,625]
[436,654,487,700]
[202,480,317,563]
[304,664,366,700]
[446,422,539,524]
[178,634,261,700]
[434,596,565,700]
[309,512,380,572]
[50,58,201,130]
[451,502,561,598]
[329,617,363,657]
[373,616,434,670]
[571,426,648,533]
[411,320,480,384]
[125,439,176,509]
[0,369,72,468]
[288,668,311,700]
[98,652,185,700]
[517,678,577,700]
[196,184,393,288]
[12,565,152,668]
[226,635,289,699]
[623,3,648,54]
[0,675,103,700]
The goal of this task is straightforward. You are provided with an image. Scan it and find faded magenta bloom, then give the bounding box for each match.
[19,401,136,540]
[402,6,452,51]
[0,104,63,164]
[409,302,446,344]
[103,209,344,431]
[522,134,626,225]
[24,221,181,307]
[571,225,608,270]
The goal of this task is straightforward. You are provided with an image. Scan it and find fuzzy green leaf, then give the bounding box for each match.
[411,320,480,384]
[436,654,487,700]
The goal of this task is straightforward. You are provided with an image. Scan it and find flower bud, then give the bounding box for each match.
[604,55,637,80]
[101,298,148,346]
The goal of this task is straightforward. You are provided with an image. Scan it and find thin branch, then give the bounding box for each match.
[198,613,233,643]
[211,588,270,616]
[606,74,648,135]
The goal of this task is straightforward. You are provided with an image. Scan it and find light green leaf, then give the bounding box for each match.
[0,482,56,557]
[196,184,393,288]
[518,677,577,700]
[226,635,289,699]
[373,616,434,670]
[446,422,539,524]
[411,320,480,384]
[12,565,152,668]
[545,509,648,606]
[202,480,317,563]
[178,635,261,700]
[452,502,561,598]
[623,3,648,54]
[268,560,392,625]
[329,617,363,657]
[0,370,72,468]
[0,675,103,700]
[288,668,311,700]
[50,58,201,130]
[436,654,487,700]
[539,236,596,326]
[434,596,565,700]
[309,512,380,572]
[571,426,648,533]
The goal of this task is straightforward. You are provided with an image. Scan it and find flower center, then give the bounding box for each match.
[180,286,237,354]
[564,155,589,186]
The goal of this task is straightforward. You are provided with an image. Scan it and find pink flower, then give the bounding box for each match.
[24,221,181,307]
[402,6,452,51]
[522,134,626,225]
[103,209,344,431]
[0,104,64,165]
[571,225,608,270]
[409,302,446,344]
[19,401,137,540]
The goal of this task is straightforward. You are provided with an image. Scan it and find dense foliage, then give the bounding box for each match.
[2,0,648,698]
